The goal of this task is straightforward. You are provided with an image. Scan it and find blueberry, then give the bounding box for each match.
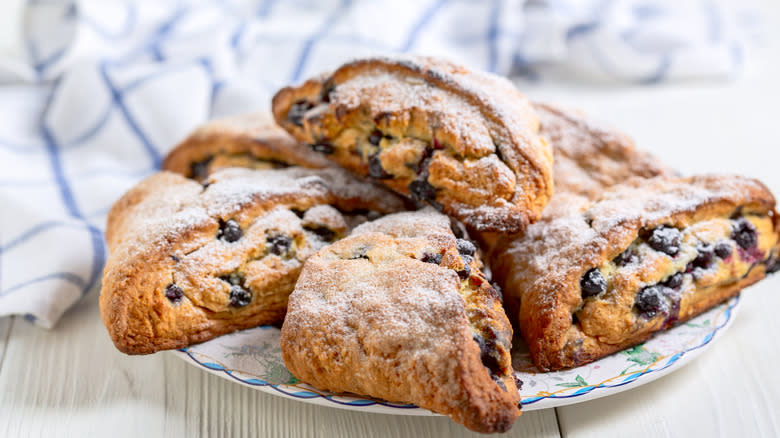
[218,219,242,243]
[409,179,437,203]
[662,272,683,289]
[647,226,682,256]
[165,284,184,303]
[309,143,334,154]
[473,334,502,377]
[306,226,336,242]
[613,249,637,266]
[635,285,669,318]
[580,268,606,298]
[421,252,443,264]
[766,256,780,274]
[732,218,757,250]
[190,157,213,181]
[368,130,383,146]
[220,272,244,286]
[368,153,391,179]
[229,285,252,307]
[267,235,292,255]
[692,244,714,268]
[320,80,335,103]
[458,256,472,279]
[491,283,503,302]
[514,375,523,391]
[714,241,732,259]
[416,148,433,175]
[287,100,314,126]
[456,239,476,256]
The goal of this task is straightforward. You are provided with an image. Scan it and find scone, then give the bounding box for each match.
[101,167,405,354]
[534,102,676,199]
[280,209,521,433]
[491,175,780,371]
[474,102,676,249]
[163,112,330,181]
[272,56,554,233]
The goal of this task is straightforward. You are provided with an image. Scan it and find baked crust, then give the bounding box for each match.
[281,209,521,433]
[162,112,330,181]
[101,167,405,354]
[272,56,554,233]
[491,175,779,371]
[534,102,676,199]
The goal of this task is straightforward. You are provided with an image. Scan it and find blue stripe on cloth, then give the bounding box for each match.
[399,0,449,52]
[486,0,501,73]
[38,82,107,299]
[566,21,599,41]
[0,138,43,154]
[703,0,722,43]
[256,0,279,17]
[1,221,91,253]
[1,272,87,296]
[0,167,152,188]
[639,54,671,84]
[61,106,113,149]
[79,0,137,41]
[290,0,350,81]
[99,62,162,167]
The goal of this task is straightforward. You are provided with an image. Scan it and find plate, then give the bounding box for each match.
[173,295,739,413]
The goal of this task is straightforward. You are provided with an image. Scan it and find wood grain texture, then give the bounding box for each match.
[0,290,560,438]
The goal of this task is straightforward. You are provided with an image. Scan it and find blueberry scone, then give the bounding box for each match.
[534,102,676,199]
[280,209,521,433]
[101,167,404,354]
[474,102,676,250]
[163,112,329,182]
[491,175,780,371]
[272,56,554,233]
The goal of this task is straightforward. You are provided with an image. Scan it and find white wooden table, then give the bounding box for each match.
[2,4,779,437]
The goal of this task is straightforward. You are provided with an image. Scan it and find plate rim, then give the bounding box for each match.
[172,295,739,413]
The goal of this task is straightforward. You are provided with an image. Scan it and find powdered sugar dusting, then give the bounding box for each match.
[278,55,554,233]
[492,174,776,322]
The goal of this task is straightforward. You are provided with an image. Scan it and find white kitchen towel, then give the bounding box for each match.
[0,0,760,328]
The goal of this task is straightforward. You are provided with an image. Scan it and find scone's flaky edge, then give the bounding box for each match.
[271,55,554,233]
[533,101,677,200]
[280,210,521,433]
[491,175,779,371]
[101,168,405,355]
[162,112,330,179]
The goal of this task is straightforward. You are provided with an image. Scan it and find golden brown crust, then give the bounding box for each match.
[491,175,779,371]
[472,102,676,250]
[534,102,677,199]
[162,112,330,180]
[100,167,405,354]
[272,56,554,233]
[281,210,521,433]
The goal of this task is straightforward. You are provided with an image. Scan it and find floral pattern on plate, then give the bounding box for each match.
[173,295,739,413]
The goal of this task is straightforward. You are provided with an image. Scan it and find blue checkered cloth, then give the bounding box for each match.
[0,0,758,327]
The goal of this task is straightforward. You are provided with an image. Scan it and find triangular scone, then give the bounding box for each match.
[491,175,780,371]
[272,56,554,233]
[281,209,521,433]
[475,102,677,250]
[101,167,404,354]
[163,112,330,181]
[533,102,677,199]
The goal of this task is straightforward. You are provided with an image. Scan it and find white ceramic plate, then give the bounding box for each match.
[172,295,739,414]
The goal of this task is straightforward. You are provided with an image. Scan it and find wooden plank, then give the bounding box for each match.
[0,316,13,372]
[0,289,559,437]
